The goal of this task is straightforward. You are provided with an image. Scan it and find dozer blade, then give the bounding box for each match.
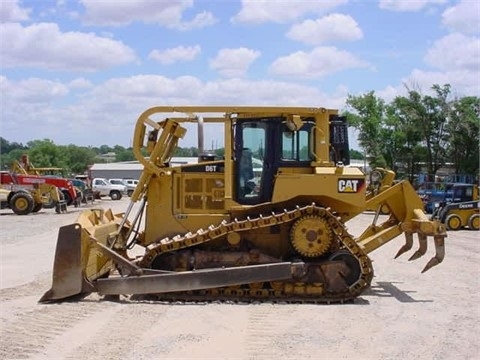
[40,208,121,303]
[39,223,91,302]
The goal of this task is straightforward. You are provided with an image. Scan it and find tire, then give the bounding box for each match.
[10,192,35,215]
[468,214,480,230]
[74,192,83,207]
[110,191,122,200]
[83,189,95,204]
[45,190,64,208]
[32,203,43,213]
[445,214,462,231]
[62,190,72,206]
[42,198,56,209]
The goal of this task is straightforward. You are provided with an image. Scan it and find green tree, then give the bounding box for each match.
[388,94,426,180]
[215,148,225,158]
[0,137,26,154]
[447,96,480,175]
[396,84,450,174]
[27,139,67,169]
[0,138,27,170]
[345,91,387,168]
[0,148,26,171]
[63,145,97,175]
[346,84,479,181]
[384,85,451,180]
[349,149,364,160]
[98,145,113,154]
[174,147,198,157]
[116,147,136,162]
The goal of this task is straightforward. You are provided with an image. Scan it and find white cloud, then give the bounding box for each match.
[92,75,333,109]
[173,10,217,31]
[80,0,189,26]
[375,85,405,103]
[442,0,480,35]
[149,45,201,65]
[91,75,203,101]
[270,47,370,78]
[379,0,446,12]
[210,48,261,78]
[1,75,201,147]
[1,74,346,147]
[1,76,68,103]
[80,0,216,29]
[231,0,347,24]
[199,78,324,106]
[0,0,30,22]
[424,33,479,72]
[287,13,363,45]
[68,77,93,89]
[402,68,479,97]
[0,23,137,71]
[92,75,339,108]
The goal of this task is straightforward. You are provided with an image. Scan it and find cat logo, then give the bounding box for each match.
[338,179,365,193]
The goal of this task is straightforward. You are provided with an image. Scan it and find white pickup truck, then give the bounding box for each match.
[91,178,127,200]
[109,178,138,197]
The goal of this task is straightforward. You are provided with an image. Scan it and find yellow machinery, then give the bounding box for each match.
[40,106,446,303]
[366,168,396,215]
[11,154,80,206]
[12,154,64,176]
[0,183,66,215]
[431,183,479,230]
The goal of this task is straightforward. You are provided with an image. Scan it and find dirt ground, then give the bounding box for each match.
[1,198,479,360]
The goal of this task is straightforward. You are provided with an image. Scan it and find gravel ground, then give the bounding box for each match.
[1,198,479,360]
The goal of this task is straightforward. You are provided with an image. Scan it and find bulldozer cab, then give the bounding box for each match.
[234,115,349,205]
[234,117,313,205]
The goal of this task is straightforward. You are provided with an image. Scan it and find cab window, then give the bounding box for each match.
[281,122,312,162]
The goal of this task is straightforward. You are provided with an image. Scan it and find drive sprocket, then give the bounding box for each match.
[290,215,333,257]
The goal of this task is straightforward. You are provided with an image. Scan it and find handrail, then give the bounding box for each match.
[131,108,187,202]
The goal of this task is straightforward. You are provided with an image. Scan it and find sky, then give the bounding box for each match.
[0,0,479,151]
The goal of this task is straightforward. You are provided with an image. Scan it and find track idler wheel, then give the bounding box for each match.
[328,250,361,287]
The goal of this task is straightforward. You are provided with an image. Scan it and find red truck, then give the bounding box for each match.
[0,171,77,206]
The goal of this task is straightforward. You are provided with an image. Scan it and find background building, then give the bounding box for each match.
[88,158,198,179]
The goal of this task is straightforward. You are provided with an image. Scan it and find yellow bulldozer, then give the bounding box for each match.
[40,106,446,304]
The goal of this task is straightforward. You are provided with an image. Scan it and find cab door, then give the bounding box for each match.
[234,119,276,205]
